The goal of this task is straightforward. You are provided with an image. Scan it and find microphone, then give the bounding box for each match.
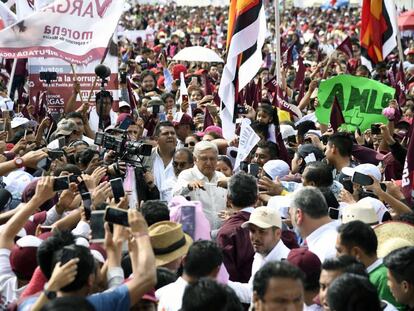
[94,64,111,79]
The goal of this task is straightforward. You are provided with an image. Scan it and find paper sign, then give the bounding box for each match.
[315,75,395,131]
[234,118,260,171]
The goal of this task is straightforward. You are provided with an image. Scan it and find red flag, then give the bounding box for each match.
[282,44,294,68]
[336,36,353,58]
[213,92,221,107]
[253,77,262,110]
[126,78,138,111]
[296,80,306,105]
[396,61,407,107]
[203,72,214,96]
[272,86,300,120]
[293,56,305,91]
[264,75,278,93]
[203,108,215,130]
[276,129,290,165]
[387,62,397,88]
[402,121,414,205]
[330,96,345,132]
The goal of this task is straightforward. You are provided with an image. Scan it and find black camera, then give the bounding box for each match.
[94,130,152,166]
[39,71,57,84]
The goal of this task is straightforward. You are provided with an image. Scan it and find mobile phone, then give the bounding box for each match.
[81,192,92,221]
[328,207,340,220]
[240,161,249,173]
[94,132,105,146]
[90,210,105,242]
[371,123,381,135]
[110,178,125,203]
[120,72,127,84]
[69,174,80,183]
[237,106,247,114]
[152,105,160,115]
[181,205,195,239]
[248,163,260,178]
[37,157,52,171]
[60,245,77,265]
[53,176,70,191]
[48,150,64,160]
[58,137,66,149]
[190,102,197,112]
[352,171,374,186]
[104,207,129,227]
[77,180,88,194]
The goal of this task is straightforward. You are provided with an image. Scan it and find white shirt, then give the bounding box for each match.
[88,107,118,133]
[47,135,95,149]
[306,221,339,263]
[156,277,188,311]
[0,248,26,309]
[152,149,176,202]
[228,240,291,304]
[173,166,227,230]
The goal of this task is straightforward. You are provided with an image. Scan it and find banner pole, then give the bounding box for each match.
[274,0,282,86]
[7,58,17,99]
[393,0,404,62]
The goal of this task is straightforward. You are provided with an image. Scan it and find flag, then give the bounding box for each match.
[396,61,407,107]
[293,56,305,91]
[402,121,414,205]
[203,108,214,130]
[126,78,137,111]
[282,44,295,68]
[264,75,278,93]
[329,96,345,132]
[218,0,267,140]
[0,0,124,65]
[336,36,353,58]
[387,62,397,88]
[203,71,214,96]
[0,1,17,29]
[253,77,262,110]
[360,0,398,70]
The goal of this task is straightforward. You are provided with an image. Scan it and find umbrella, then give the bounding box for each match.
[398,10,414,31]
[173,46,224,63]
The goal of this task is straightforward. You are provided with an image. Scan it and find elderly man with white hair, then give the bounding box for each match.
[173,141,227,230]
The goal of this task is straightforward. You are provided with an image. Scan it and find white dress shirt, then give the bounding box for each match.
[156,277,188,311]
[152,148,176,202]
[0,249,26,309]
[306,221,339,263]
[228,239,291,304]
[173,166,227,230]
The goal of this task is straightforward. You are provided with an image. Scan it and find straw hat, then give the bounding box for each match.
[374,221,414,258]
[341,201,378,225]
[149,221,193,267]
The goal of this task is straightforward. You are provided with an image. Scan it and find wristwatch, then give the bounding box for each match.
[43,289,57,300]
[13,157,24,168]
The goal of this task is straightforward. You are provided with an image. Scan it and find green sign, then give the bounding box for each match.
[315,75,395,132]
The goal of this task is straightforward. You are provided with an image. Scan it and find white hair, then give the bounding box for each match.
[193,141,218,158]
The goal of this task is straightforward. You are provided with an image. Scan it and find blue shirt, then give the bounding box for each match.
[18,285,130,311]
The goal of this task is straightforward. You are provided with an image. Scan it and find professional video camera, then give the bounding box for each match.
[94,129,152,166]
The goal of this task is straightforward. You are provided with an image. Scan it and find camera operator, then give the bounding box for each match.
[88,91,118,133]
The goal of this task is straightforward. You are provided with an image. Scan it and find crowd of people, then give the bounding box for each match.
[0,1,413,311]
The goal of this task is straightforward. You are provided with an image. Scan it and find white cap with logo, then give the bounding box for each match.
[242,206,282,229]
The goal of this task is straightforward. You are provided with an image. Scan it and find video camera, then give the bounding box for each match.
[94,129,152,166]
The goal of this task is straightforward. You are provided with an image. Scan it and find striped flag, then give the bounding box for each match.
[218,0,267,140]
[0,1,16,29]
[360,0,398,71]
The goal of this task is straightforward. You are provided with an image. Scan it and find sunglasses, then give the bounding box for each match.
[173,161,188,167]
[184,141,196,147]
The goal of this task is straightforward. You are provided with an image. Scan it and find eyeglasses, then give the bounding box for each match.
[184,141,196,147]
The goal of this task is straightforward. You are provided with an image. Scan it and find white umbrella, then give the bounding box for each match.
[173,46,224,63]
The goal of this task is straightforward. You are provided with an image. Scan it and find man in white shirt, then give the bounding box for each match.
[173,141,227,230]
[156,240,223,311]
[143,121,177,202]
[289,187,338,263]
[228,206,291,304]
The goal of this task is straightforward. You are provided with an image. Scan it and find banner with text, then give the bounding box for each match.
[28,53,119,120]
[0,0,124,64]
[315,75,395,131]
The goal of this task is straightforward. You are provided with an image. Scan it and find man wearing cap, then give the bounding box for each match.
[173,141,227,230]
[228,206,290,304]
[143,121,177,202]
[173,113,193,149]
[47,119,82,149]
[118,101,131,114]
[287,248,322,311]
[155,240,223,311]
[289,187,338,263]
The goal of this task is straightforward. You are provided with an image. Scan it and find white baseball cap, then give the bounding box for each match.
[280,124,297,140]
[342,164,382,182]
[342,201,378,225]
[242,206,282,229]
